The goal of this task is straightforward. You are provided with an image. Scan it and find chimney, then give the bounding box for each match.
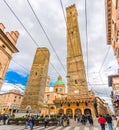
[0,23,5,32]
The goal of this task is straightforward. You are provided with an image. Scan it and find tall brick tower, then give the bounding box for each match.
[0,23,19,89]
[66,5,88,95]
[20,48,50,113]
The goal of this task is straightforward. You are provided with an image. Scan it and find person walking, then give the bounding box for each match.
[2,114,7,125]
[29,116,34,130]
[88,115,93,126]
[62,114,67,127]
[25,115,29,129]
[59,115,63,126]
[116,116,119,129]
[105,114,113,130]
[98,115,106,130]
[44,116,49,128]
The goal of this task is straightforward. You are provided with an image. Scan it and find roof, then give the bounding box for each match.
[54,76,65,85]
[54,80,65,85]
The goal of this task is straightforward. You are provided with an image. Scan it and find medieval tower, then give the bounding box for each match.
[66,5,88,95]
[0,23,19,89]
[20,48,50,113]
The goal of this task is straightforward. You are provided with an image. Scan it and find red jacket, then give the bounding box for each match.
[98,117,106,124]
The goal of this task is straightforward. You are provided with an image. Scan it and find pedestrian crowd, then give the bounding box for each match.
[1,113,119,130]
[73,114,94,126]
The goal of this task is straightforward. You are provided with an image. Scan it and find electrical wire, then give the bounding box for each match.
[99,46,111,73]
[98,73,110,97]
[85,0,89,82]
[3,0,62,76]
[11,59,30,73]
[27,0,66,74]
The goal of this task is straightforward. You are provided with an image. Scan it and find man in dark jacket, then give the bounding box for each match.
[105,114,113,130]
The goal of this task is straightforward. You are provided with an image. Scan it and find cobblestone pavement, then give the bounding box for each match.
[0,119,117,130]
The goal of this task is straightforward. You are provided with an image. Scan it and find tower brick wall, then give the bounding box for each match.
[20,48,50,113]
[66,5,88,95]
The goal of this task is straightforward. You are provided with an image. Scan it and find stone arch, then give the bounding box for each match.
[75,108,82,116]
[49,105,55,115]
[58,109,64,116]
[84,108,91,116]
[26,105,31,113]
[66,108,73,118]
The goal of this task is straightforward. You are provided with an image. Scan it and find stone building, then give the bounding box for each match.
[0,23,19,88]
[0,89,23,114]
[95,97,112,116]
[42,76,110,117]
[108,74,119,115]
[105,0,119,64]
[42,76,67,116]
[20,48,50,113]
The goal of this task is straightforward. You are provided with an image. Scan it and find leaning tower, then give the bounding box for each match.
[66,5,88,95]
[20,48,50,113]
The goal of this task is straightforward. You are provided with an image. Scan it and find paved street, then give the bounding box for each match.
[0,119,117,130]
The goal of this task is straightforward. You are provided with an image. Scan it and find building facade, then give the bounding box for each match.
[0,23,19,88]
[0,89,23,114]
[42,76,110,117]
[105,0,119,64]
[20,48,50,113]
[108,74,119,115]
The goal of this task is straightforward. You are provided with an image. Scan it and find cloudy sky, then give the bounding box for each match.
[0,0,118,110]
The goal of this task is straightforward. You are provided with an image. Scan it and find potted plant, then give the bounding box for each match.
[8,117,17,125]
[15,117,26,125]
[48,117,58,126]
[35,117,45,126]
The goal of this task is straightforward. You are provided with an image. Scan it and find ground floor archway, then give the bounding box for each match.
[84,109,91,115]
[66,109,73,118]
[75,108,82,116]
[58,109,64,116]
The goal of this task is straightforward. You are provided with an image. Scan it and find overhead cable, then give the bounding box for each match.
[3,0,61,76]
[27,0,66,74]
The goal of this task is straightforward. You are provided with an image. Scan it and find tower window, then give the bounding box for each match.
[56,88,58,92]
[68,102,70,107]
[75,80,78,84]
[47,95,50,100]
[85,102,88,106]
[60,88,62,92]
[2,45,5,48]
[76,102,79,106]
